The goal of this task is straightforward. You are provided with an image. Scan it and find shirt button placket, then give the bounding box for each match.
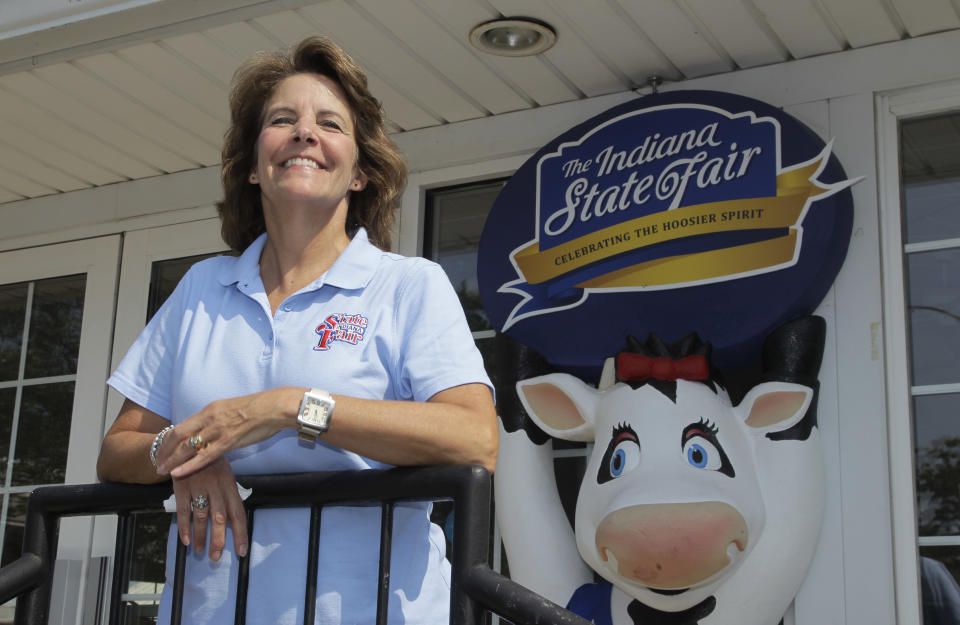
[260,310,276,360]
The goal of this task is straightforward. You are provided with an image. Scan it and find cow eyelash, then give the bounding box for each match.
[686,417,718,438]
[611,422,639,444]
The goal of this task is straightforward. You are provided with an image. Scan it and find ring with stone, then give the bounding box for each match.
[191,494,209,512]
[188,434,207,451]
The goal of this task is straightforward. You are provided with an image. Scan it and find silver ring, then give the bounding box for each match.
[190,494,209,512]
[188,434,207,451]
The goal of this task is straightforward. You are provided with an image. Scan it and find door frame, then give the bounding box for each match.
[877,78,960,625]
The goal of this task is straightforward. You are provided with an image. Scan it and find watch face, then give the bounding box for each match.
[299,392,333,433]
[302,399,328,426]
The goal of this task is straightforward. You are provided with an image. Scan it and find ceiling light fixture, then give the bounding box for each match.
[469,17,557,57]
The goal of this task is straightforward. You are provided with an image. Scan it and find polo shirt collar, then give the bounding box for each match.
[219,232,266,287]
[217,228,379,291]
[324,227,380,290]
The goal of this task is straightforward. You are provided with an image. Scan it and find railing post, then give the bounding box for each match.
[14,491,59,625]
[107,512,133,625]
[302,505,321,625]
[233,507,255,625]
[450,466,491,625]
[375,502,394,625]
[170,540,187,625]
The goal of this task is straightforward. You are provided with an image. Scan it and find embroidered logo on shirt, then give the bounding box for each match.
[314,313,368,351]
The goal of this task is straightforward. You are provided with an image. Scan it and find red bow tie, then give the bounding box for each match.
[616,353,710,382]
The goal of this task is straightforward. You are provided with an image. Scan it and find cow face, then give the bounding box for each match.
[517,372,812,612]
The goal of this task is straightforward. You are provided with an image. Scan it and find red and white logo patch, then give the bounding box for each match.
[314,313,368,351]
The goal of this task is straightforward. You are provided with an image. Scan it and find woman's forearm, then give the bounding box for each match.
[321,385,498,472]
[97,429,169,484]
[97,398,174,484]
[160,383,499,479]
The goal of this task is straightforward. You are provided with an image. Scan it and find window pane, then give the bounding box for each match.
[24,275,86,379]
[907,248,960,386]
[1,494,28,567]
[0,283,27,382]
[914,394,960,537]
[919,546,960,624]
[901,112,960,245]
[11,382,73,486]
[120,600,160,625]
[0,389,14,482]
[903,179,960,246]
[148,253,226,320]
[425,180,506,332]
[127,512,169,589]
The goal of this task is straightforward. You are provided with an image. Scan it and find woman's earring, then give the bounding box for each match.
[249,173,258,184]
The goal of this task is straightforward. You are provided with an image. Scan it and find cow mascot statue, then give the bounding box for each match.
[495,316,826,625]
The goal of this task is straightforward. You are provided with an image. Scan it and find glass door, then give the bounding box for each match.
[0,236,120,625]
[880,83,960,625]
[97,219,226,624]
[899,110,960,624]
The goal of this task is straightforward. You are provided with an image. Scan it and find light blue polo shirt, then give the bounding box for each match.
[108,228,492,625]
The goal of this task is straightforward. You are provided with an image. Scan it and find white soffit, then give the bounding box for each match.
[0,0,957,205]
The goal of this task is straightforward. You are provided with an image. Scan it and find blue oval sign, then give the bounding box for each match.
[478,90,856,379]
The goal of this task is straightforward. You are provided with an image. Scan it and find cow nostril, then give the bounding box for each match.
[726,543,739,561]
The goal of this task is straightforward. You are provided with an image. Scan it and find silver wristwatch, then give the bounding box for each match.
[296,389,335,442]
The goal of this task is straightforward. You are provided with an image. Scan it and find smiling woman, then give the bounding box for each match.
[252,73,366,226]
[96,36,497,625]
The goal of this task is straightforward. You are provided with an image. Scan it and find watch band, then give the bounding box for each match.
[297,423,324,442]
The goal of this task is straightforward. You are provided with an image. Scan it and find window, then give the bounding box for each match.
[899,110,960,623]
[0,275,86,566]
[0,237,120,624]
[423,180,588,584]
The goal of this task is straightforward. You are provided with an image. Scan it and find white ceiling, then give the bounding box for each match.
[0,0,958,205]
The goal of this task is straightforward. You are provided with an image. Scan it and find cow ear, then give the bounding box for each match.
[738,382,813,432]
[516,373,598,442]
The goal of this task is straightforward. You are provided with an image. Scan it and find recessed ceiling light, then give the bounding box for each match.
[469,18,557,57]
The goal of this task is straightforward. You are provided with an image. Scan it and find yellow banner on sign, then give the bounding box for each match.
[580,230,798,288]
[514,158,830,286]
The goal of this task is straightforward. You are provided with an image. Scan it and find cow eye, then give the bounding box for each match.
[610,440,640,477]
[597,423,640,484]
[683,436,721,470]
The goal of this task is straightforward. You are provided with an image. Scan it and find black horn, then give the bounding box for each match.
[760,316,827,387]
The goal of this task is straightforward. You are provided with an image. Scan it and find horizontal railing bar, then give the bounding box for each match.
[0,554,43,603]
[463,566,593,625]
[20,466,484,520]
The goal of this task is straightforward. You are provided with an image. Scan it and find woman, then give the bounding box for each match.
[96,36,497,625]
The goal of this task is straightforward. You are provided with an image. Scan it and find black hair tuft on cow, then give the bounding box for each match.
[617,332,726,401]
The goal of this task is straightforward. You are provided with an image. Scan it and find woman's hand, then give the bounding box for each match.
[157,387,302,478]
[172,456,248,562]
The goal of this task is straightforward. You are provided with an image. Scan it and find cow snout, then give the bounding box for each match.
[595,502,748,589]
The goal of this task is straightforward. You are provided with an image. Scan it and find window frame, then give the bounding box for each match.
[878,78,960,625]
[0,235,121,624]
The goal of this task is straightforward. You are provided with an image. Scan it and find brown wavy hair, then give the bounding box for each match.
[217,36,407,252]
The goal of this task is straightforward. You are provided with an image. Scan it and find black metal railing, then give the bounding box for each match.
[0,465,590,625]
